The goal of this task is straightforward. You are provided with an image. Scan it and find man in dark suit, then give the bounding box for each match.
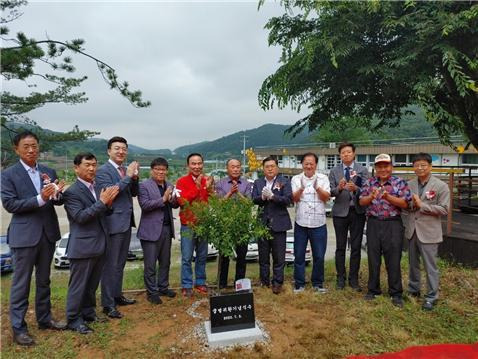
[96,136,139,318]
[329,142,369,291]
[63,153,119,334]
[137,157,179,304]
[1,131,66,346]
[252,156,292,294]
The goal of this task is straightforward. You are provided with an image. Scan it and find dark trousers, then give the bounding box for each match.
[219,243,248,287]
[101,228,131,308]
[294,223,327,288]
[366,217,404,297]
[258,230,286,286]
[9,233,55,334]
[66,255,105,328]
[140,225,172,296]
[333,208,366,286]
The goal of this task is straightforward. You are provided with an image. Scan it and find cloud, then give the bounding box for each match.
[4,1,306,150]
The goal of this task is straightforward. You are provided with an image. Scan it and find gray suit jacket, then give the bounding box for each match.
[252,175,292,232]
[1,161,62,248]
[402,175,449,244]
[329,162,369,217]
[137,178,178,241]
[96,161,139,234]
[63,180,110,259]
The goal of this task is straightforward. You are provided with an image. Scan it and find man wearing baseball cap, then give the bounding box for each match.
[359,154,411,307]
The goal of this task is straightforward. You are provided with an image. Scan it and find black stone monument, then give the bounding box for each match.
[209,290,255,333]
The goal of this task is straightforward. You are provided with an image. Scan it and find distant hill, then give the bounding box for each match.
[173,123,313,158]
[51,138,171,159]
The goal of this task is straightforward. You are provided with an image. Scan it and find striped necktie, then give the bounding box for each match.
[118,166,126,178]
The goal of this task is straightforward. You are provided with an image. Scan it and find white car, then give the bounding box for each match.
[285,231,312,264]
[54,231,144,267]
[325,198,334,216]
[232,240,259,261]
[54,233,70,268]
[207,243,219,259]
[245,240,259,261]
[193,242,218,261]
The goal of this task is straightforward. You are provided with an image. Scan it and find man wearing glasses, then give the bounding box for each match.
[402,153,449,311]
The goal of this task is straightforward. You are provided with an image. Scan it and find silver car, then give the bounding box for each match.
[54,233,70,268]
[285,231,312,264]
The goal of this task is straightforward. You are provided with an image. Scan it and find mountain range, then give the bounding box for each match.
[173,124,313,158]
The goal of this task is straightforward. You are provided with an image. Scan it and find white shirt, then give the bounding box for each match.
[108,158,126,177]
[265,176,276,190]
[291,172,330,228]
[77,177,97,200]
[343,161,355,177]
[20,159,46,207]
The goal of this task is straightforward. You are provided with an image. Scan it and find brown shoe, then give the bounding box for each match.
[13,332,35,346]
[272,284,282,295]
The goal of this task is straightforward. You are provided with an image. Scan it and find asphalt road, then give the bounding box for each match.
[1,198,351,262]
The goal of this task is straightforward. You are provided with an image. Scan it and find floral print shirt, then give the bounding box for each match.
[360,175,411,219]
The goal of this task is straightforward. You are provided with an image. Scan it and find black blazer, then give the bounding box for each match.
[252,175,292,232]
[63,180,110,259]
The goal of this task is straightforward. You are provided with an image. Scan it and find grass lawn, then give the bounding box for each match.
[1,247,477,358]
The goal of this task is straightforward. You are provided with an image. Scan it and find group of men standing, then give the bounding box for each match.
[2,132,141,342]
[237,144,449,312]
[2,131,449,347]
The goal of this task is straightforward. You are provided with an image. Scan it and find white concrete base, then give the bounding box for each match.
[204,321,264,348]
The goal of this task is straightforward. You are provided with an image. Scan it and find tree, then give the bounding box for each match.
[189,196,270,291]
[312,116,372,144]
[258,1,478,149]
[1,0,151,166]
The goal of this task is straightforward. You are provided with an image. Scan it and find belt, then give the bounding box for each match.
[368,216,401,221]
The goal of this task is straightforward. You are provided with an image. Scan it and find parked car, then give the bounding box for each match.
[192,242,218,261]
[207,243,219,259]
[54,233,70,268]
[55,231,144,267]
[245,240,259,261]
[325,198,334,216]
[232,239,259,261]
[361,224,367,251]
[285,231,312,264]
[0,235,13,273]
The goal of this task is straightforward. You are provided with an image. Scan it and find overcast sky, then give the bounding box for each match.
[5,0,306,150]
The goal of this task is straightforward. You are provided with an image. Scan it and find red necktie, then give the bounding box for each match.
[118,166,126,178]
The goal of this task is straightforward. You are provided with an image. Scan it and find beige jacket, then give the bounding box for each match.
[402,175,450,244]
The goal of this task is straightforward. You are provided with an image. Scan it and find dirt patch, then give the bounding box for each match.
[2,266,478,358]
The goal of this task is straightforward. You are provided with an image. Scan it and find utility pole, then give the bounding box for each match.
[241,131,248,172]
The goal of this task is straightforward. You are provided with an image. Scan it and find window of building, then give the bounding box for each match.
[461,154,478,165]
[394,154,407,166]
[357,154,367,166]
[327,155,341,169]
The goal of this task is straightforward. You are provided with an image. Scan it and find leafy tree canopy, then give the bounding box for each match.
[189,196,271,288]
[1,0,150,166]
[258,0,478,149]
